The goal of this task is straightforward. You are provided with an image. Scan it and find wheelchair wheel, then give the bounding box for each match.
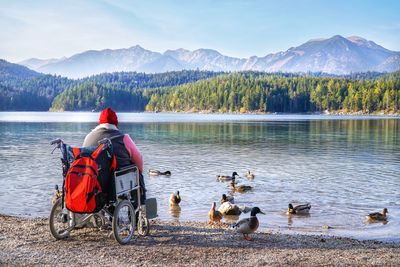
[137,210,150,236]
[49,198,71,240]
[112,200,136,245]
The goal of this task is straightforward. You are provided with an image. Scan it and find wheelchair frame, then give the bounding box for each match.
[49,138,149,245]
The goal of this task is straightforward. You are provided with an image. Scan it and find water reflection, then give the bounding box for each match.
[0,116,399,241]
[169,205,181,218]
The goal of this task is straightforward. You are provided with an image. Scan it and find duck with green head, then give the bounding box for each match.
[287,203,311,215]
[217,172,239,181]
[149,169,171,176]
[232,207,264,240]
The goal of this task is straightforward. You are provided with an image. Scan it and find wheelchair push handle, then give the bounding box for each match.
[50,138,63,146]
[98,138,111,145]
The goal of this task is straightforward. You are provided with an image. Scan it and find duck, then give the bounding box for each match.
[169,191,181,205]
[244,170,255,179]
[51,185,62,204]
[218,201,242,216]
[287,203,311,215]
[217,172,239,181]
[230,177,253,193]
[208,202,223,223]
[149,169,171,176]
[220,194,234,204]
[232,207,264,240]
[366,208,388,221]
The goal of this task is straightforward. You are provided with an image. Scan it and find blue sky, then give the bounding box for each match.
[1,0,399,62]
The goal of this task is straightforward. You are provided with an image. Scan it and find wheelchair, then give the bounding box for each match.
[49,138,151,245]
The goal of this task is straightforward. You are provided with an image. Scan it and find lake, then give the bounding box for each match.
[0,112,399,242]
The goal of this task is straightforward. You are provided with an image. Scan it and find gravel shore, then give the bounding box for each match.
[0,214,399,266]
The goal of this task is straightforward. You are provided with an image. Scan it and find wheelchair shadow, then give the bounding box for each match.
[84,222,388,250]
[73,221,389,251]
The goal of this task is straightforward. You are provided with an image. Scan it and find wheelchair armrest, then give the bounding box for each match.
[115,165,138,176]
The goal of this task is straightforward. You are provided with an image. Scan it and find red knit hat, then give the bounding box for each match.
[99,107,118,126]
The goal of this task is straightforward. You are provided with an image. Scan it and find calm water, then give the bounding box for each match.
[0,112,399,242]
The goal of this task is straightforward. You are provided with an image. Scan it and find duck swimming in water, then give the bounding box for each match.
[208,202,223,224]
[149,169,171,176]
[244,170,255,179]
[220,194,234,204]
[217,172,239,181]
[366,208,388,221]
[169,191,181,205]
[232,207,264,240]
[230,177,252,193]
[287,203,311,215]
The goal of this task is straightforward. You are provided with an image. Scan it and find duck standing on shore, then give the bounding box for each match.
[218,201,243,216]
[208,202,223,224]
[169,191,181,206]
[230,177,252,193]
[287,203,311,215]
[366,208,388,221]
[232,207,264,241]
[217,172,239,181]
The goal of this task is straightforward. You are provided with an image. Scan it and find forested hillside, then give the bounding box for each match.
[50,70,222,111]
[1,58,399,113]
[145,72,400,113]
[0,59,222,111]
[0,60,74,110]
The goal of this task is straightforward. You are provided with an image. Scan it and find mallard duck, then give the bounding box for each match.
[232,207,264,240]
[287,203,311,215]
[367,208,388,221]
[217,172,239,181]
[218,201,242,216]
[149,169,171,176]
[51,185,62,204]
[220,194,234,204]
[208,202,223,223]
[169,191,181,205]
[230,177,252,192]
[244,170,255,179]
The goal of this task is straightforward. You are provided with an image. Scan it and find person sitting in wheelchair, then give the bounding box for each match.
[83,107,145,205]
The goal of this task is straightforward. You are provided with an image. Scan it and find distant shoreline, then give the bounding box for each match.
[1,214,399,266]
[1,110,399,117]
[144,109,400,117]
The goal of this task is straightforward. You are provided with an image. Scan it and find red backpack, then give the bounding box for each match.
[64,143,116,213]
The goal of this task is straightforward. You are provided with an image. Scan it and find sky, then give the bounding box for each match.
[1,0,399,62]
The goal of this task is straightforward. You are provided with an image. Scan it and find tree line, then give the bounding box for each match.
[1,58,399,113]
[0,67,222,111]
[145,72,400,113]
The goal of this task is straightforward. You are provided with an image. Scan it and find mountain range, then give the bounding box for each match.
[18,35,400,78]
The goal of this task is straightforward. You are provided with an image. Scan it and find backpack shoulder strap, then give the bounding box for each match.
[93,134,125,160]
[109,134,125,141]
[91,144,105,160]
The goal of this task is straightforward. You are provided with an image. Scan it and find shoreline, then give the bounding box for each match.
[147,110,400,117]
[1,110,400,117]
[1,214,399,266]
